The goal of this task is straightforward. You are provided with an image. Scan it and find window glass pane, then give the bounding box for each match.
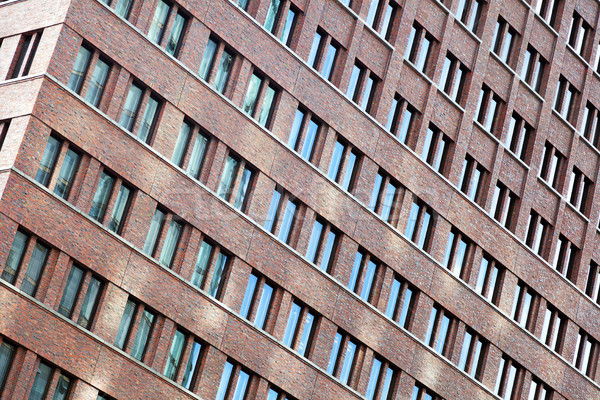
[283,302,301,347]
[320,230,337,271]
[143,208,165,255]
[159,220,182,267]
[21,243,49,296]
[89,172,115,221]
[254,283,273,329]
[148,0,171,43]
[172,122,191,166]
[280,9,296,45]
[1,230,29,284]
[278,200,296,243]
[114,0,133,18]
[339,340,356,384]
[214,51,233,93]
[328,141,345,180]
[119,84,143,131]
[114,300,136,349]
[308,32,322,68]
[52,374,71,400]
[264,189,282,232]
[164,330,186,380]
[365,358,382,400]
[321,44,337,80]
[264,0,281,32]
[58,265,84,317]
[215,361,234,400]
[191,240,213,287]
[208,253,228,297]
[199,39,217,81]
[107,184,132,233]
[165,13,186,56]
[243,74,262,116]
[54,149,80,199]
[85,59,110,107]
[217,156,238,200]
[28,362,52,400]
[77,276,102,329]
[326,332,342,374]
[385,278,400,318]
[305,220,323,263]
[181,341,202,389]
[130,309,155,360]
[297,312,314,356]
[233,167,253,210]
[137,96,160,143]
[35,136,61,186]
[232,370,250,400]
[288,109,304,150]
[67,46,91,93]
[258,85,276,127]
[240,273,258,319]
[187,132,209,178]
[346,65,361,99]
[0,342,15,392]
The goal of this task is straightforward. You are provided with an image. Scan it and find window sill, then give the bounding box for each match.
[564,199,591,224]
[502,144,531,171]
[362,22,395,51]
[453,16,483,44]
[403,58,435,87]
[551,108,578,137]
[531,9,560,37]
[536,174,563,200]
[436,86,467,114]
[566,43,592,69]
[575,130,600,159]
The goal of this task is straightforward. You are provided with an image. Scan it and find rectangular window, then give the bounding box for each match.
[528,377,552,400]
[510,281,538,332]
[424,304,456,357]
[143,207,166,256]
[0,340,15,395]
[264,186,300,245]
[552,234,579,282]
[494,355,523,400]
[267,387,297,400]
[190,238,230,300]
[442,228,472,280]
[489,181,518,231]
[491,18,517,66]
[240,271,276,331]
[164,329,186,380]
[164,330,203,386]
[89,171,115,223]
[458,155,487,204]
[282,300,318,357]
[8,30,41,79]
[585,261,600,305]
[119,82,163,144]
[172,120,210,179]
[540,304,566,354]
[438,53,468,105]
[114,298,157,361]
[505,113,532,163]
[305,217,339,273]
[520,45,547,93]
[181,339,203,390]
[107,182,133,234]
[385,275,417,330]
[217,153,256,212]
[118,82,143,132]
[28,361,72,400]
[475,254,504,305]
[365,356,396,400]
[58,263,104,327]
[405,22,435,76]
[525,210,551,258]
[567,167,593,215]
[0,120,10,152]
[457,328,487,381]
[365,0,398,40]
[35,135,61,187]
[148,0,172,45]
[534,0,561,28]
[386,94,418,144]
[279,5,299,47]
[69,44,111,108]
[111,0,134,19]
[0,229,29,285]
[215,361,251,400]
[348,249,381,303]
[568,12,591,58]
[21,241,49,297]
[580,101,600,149]
[369,170,401,226]
[572,329,599,378]
[137,95,161,144]
[308,29,340,82]
[327,138,361,193]
[475,85,504,135]
[421,124,452,176]
[455,0,484,34]
[553,76,578,123]
[346,62,379,113]
[165,11,188,57]
[287,107,321,162]
[326,330,361,387]
[539,141,565,190]
[405,199,434,251]
[242,72,279,128]
[158,218,183,268]
[67,45,92,94]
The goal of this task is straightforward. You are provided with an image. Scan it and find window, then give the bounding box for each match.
[279,4,300,47]
[520,45,547,93]
[386,94,418,144]
[8,30,41,79]
[215,361,251,400]
[528,377,552,400]
[458,155,487,204]
[539,142,565,190]
[475,254,504,305]
[242,71,279,128]
[198,36,235,95]
[540,304,566,353]
[35,134,83,201]
[58,263,103,329]
[494,355,523,400]
[147,1,188,57]
[217,153,256,212]
[424,304,456,357]
[0,230,49,298]
[411,383,442,400]
[553,76,578,123]
[287,106,321,162]
[89,171,115,223]
[405,199,434,251]
[89,170,133,235]
[475,85,503,135]
[283,300,318,357]
[533,0,561,28]
[143,207,166,257]
[489,181,518,231]
[348,250,381,303]
[164,329,204,388]
[421,124,452,176]
[491,18,517,66]
[306,217,339,273]
[385,275,417,329]
[114,298,157,361]
[240,271,276,331]
[580,101,600,149]
[455,0,483,34]
[264,0,298,44]
[118,82,162,144]
[158,217,183,268]
[369,170,401,225]
[573,329,599,378]
[307,29,341,81]
[552,235,579,282]
[327,138,361,192]
[568,12,591,58]
[505,113,532,163]
[267,386,296,400]
[405,22,435,75]
[67,44,111,107]
[172,119,211,180]
[264,186,301,245]
[346,62,379,113]
[28,361,72,400]
[525,210,551,258]
[365,0,399,40]
[567,167,593,215]
[438,53,468,105]
[365,356,396,400]
[585,261,600,304]
[107,182,134,234]
[190,237,230,299]
[0,339,15,395]
[458,328,487,381]
[0,120,9,152]
[511,281,538,332]
[326,330,361,386]
[442,228,472,280]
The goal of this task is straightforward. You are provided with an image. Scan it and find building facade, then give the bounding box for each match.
[0,0,599,398]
